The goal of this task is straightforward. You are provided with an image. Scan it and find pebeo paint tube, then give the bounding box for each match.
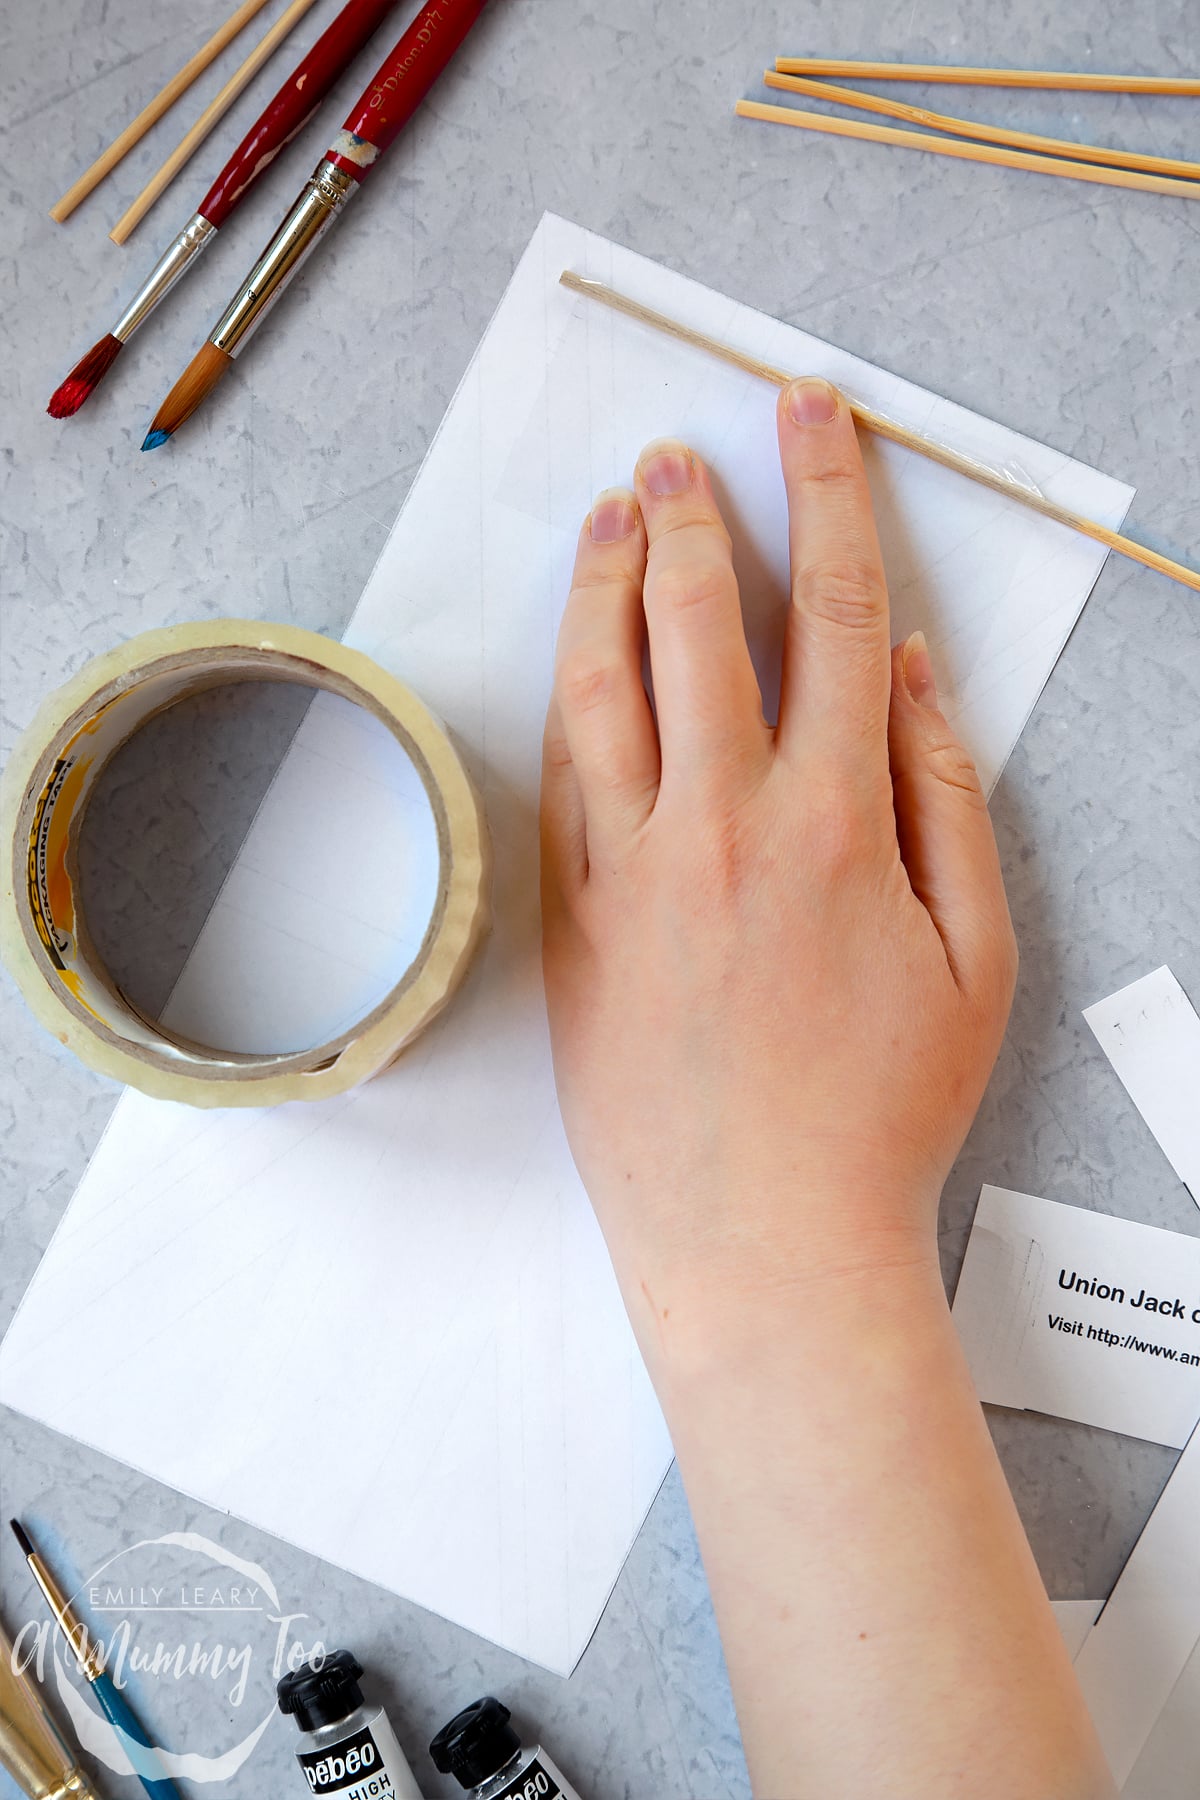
[429,1697,583,1800]
[278,1650,422,1799]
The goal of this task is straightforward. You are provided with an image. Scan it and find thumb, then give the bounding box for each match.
[888,633,1017,1006]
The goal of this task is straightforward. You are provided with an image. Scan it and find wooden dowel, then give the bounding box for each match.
[773,58,1200,95]
[110,0,321,243]
[736,99,1200,202]
[764,71,1200,183]
[558,271,1200,597]
[50,0,276,223]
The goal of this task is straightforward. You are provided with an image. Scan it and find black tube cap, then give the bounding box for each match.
[277,1649,365,1733]
[430,1696,521,1789]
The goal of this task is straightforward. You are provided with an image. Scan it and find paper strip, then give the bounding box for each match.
[1075,1422,1200,1785]
[1084,966,1200,1206]
[952,1187,1200,1447]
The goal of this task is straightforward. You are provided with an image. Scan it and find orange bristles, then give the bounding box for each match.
[47,334,124,418]
[142,341,234,448]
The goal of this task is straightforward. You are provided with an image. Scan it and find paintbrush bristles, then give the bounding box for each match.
[9,1517,35,1558]
[143,342,234,448]
[47,335,124,418]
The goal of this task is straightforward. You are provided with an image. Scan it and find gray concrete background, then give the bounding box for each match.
[2,0,1199,1793]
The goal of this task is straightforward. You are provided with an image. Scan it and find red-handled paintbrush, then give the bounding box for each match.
[142,0,490,449]
[47,0,405,420]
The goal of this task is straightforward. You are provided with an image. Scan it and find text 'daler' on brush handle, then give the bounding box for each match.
[208,0,491,361]
[327,0,490,174]
[199,0,402,225]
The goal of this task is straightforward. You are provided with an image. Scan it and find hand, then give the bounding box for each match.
[540,378,1017,1360]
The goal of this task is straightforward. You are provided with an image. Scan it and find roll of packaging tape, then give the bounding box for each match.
[0,620,490,1107]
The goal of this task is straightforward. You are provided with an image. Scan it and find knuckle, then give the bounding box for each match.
[568,563,637,596]
[795,556,885,632]
[542,727,574,774]
[557,649,624,717]
[927,735,986,807]
[688,804,758,901]
[647,557,733,619]
[797,460,860,492]
[807,796,868,879]
[650,500,734,546]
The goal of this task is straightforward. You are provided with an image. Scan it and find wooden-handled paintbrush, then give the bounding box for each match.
[142,0,489,449]
[47,0,404,419]
[10,1519,182,1800]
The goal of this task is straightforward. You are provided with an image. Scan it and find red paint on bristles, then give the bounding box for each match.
[47,334,124,418]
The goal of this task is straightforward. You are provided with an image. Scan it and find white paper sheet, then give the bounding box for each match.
[1085,967,1200,1208]
[0,214,1134,1675]
[1076,1422,1200,1787]
[1050,1599,1104,1662]
[1121,1630,1200,1799]
[952,1186,1200,1446]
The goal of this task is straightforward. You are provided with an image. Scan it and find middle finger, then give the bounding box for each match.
[634,438,769,794]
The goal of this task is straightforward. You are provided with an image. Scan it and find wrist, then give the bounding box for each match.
[603,1197,948,1394]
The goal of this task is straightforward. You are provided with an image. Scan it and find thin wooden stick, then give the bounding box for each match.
[764,71,1200,183]
[110,0,321,243]
[558,271,1200,597]
[736,99,1200,202]
[50,0,276,223]
[773,58,1200,95]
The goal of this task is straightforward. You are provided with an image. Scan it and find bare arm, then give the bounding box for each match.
[539,382,1115,1799]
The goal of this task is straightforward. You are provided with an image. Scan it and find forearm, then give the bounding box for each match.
[619,1229,1116,1800]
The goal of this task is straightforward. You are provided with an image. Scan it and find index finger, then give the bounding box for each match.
[774,378,892,774]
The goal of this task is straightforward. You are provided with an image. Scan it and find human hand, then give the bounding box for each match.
[540,378,1017,1354]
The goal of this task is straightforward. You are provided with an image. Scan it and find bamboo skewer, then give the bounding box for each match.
[736,100,1200,202]
[773,58,1200,95]
[110,0,321,243]
[558,271,1200,597]
[763,71,1200,183]
[50,0,277,222]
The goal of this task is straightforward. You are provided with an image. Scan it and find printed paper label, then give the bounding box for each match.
[952,1185,1200,1446]
[296,1714,421,1799]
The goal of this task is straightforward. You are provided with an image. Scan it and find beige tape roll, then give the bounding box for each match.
[0,620,489,1107]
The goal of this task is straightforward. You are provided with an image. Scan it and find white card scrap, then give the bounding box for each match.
[1085,966,1200,1207]
[1076,1421,1200,1787]
[0,214,1133,1674]
[952,1186,1200,1446]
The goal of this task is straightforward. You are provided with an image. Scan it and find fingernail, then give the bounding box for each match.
[589,488,638,542]
[902,631,938,709]
[640,439,693,496]
[785,377,838,426]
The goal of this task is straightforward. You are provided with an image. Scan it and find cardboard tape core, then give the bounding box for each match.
[1,622,489,1106]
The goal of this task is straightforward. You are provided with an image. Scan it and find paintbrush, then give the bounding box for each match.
[142,0,489,449]
[48,0,405,419]
[9,1522,182,1800]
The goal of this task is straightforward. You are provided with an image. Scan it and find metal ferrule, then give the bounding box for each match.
[112,212,217,341]
[211,159,357,358]
[26,1558,106,1685]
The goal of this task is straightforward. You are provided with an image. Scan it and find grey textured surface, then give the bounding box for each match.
[2,0,1199,1794]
